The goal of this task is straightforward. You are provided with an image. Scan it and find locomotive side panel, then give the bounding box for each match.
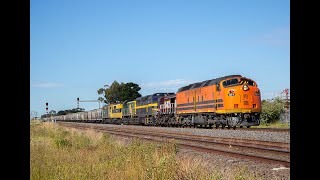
[110,103,123,119]
[194,85,216,113]
[176,89,196,114]
[122,101,136,118]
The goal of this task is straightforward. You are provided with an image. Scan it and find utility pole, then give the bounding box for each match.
[282,88,289,123]
[283,88,289,111]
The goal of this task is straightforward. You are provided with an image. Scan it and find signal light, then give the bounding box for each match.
[46,102,48,106]
[77,97,79,101]
[46,107,48,110]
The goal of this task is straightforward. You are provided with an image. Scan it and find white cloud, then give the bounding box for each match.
[246,27,290,46]
[262,28,290,45]
[32,82,63,88]
[261,28,290,45]
[139,79,196,95]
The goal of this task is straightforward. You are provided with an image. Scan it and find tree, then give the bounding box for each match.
[260,97,286,124]
[118,82,142,102]
[97,81,142,104]
[97,97,104,103]
[97,87,108,104]
[56,108,85,116]
[49,110,56,115]
[57,110,67,115]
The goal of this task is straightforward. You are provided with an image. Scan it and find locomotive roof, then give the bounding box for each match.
[136,92,175,100]
[177,75,242,92]
[136,95,151,100]
[165,94,176,99]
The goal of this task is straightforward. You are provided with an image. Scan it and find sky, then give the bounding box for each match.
[31,0,290,117]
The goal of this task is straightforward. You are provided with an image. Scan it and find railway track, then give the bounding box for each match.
[57,120,289,133]
[59,122,290,167]
[88,124,290,150]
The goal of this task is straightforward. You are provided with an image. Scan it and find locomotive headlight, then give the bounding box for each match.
[243,85,249,91]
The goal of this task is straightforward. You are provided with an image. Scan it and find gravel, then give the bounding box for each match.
[178,148,290,180]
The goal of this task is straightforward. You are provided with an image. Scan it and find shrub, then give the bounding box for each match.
[260,97,285,124]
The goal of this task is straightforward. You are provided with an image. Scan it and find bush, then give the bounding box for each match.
[55,138,72,148]
[261,97,285,124]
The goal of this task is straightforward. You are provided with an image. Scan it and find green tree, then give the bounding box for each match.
[118,82,142,102]
[56,108,85,116]
[49,110,56,115]
[260,97,286,124]
[97,81,141,104]
[57,110,66,115]
[105,80,121,103]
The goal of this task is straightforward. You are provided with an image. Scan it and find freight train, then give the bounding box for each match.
[44,75,261,129]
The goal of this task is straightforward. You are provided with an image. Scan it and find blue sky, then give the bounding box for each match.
[31,0,290,116]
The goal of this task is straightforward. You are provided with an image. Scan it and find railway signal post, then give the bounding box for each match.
[77,97,79,109]
[46,102,48,119]
[77,97,101,109]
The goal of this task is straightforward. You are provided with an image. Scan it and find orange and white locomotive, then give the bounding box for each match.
[158,75,261,129]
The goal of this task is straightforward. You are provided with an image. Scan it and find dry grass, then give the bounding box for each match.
[253,121,290,129]
[31,122,257,180]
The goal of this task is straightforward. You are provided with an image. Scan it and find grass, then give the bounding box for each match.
[31,121,258,180]
[253,121,290,129]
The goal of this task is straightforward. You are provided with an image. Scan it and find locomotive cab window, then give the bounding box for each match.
[239,78,255,86]
[248,80,255,86]
[222,78,239,87]
[216,83,221,91]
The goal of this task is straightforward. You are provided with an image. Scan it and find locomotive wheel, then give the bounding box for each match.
[233,126,236,130]
[240,126,243,128]
[215,124,219,129]
[227,126,231,129]
[247,126,251,128]
[221,125,225,129]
